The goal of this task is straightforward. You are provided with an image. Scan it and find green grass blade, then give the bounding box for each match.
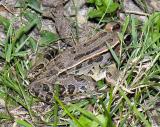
[15,35,31,53]
[122,16,130,35]
[99,98,114,127]
[16,119,33,127]
[54,96,84,127]
[106,42,120,67]
[12,51,28,57]
[53,84,59,127]
[118,87,151,127]
[131,16,137,44]
[70,104,103,127]
[5,43,12,62]
[12,19,38,44]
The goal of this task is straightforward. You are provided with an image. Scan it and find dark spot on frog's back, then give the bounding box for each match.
[44,49,57,61]
[54,55,62,62]
[74,76,85,82]
[88,55,103,64]
[59,71,67,78]
[35,63,45,70]
[70,47,76,54]
[80,85,87,92]
[46,92,53,102]
[85,42,106,56]
[75,63,82,70]
[107,38,114,43]
[155,101,160,107]
[68,84,75,94]
[34,91,39,96]
[88,70,94,75]
[93,55,103,62]
[74,53,85,60]
[30,87,39,96]
[43,84,50,92]
[83,32,107,47]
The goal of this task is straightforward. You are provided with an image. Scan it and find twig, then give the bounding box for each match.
[0,3,14,15]
[124,11,150,16]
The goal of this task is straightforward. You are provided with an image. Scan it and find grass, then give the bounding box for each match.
[0,0,160,127]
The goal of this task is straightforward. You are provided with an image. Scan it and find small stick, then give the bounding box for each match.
[124,11,150,16]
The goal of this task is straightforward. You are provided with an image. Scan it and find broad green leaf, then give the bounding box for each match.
[87,0,119,19]
[16,119,32,127]
[39,30,59,46]
[28,37,37,51]
[87,0,96,4]
[78,114,107,127]
[106,3,119,13]
[102,0,113,7]
[54,96,83,127]
[23,10,42,29]
[88,8,104,18]
[78,115,98,127]
[27,0,40,10]
[70,104,103,126]
[97,80,105,89]
[95,0,103,6]
[15,0,40,10]
[99,2,119,14]
[62,100,89,116]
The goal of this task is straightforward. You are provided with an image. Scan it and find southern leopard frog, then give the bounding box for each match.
[28,31,120,103]
[28,0,120,103]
